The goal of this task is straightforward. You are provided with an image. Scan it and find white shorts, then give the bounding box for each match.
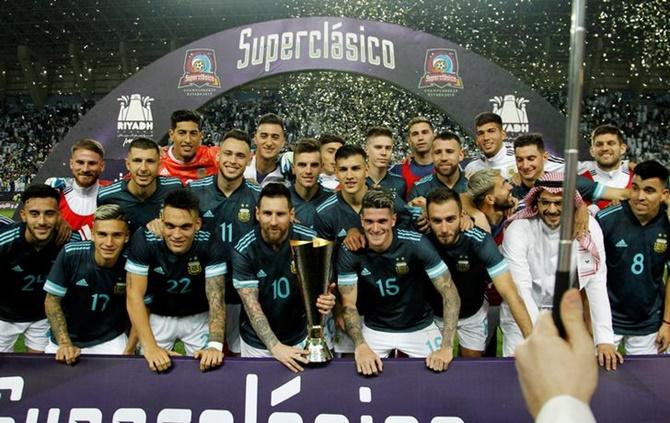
[435,301,489,352]
[44,332,128,355]
[226,304,241,354]
[0,318,49,352]
[613,332,658,355]
[149,312,209,356]
[362,322,442,358]
[499,303,523,357]
[240,337,307,358]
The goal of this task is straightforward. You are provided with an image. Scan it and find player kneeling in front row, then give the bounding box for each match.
[126,189,227,372]
[337,189,460,375]
[233,183,336,372]
[44,205,132,363]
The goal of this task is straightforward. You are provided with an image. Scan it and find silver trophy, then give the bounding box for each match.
[290,237,335,363]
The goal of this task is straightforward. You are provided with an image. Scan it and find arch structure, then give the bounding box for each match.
[38,17,571,180]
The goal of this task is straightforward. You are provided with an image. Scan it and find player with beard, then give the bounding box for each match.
[98,138,182,234]
[390,116,435,198]
[188,129,260,354]
[126,189,227,372]
[364,127,406,199]
[0,185,77,353]
[44,205,131,362]
[467,168,517,243]
[289,139,333,228]
[244,113,292,187]
[233,184,335,372]
[159,110,219,184]
[318,134,345,190]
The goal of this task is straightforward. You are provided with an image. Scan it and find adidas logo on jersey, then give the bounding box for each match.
[153,267,166,275]
[203,210,214,218]
[337,229,347,237]
[361,268,371,276]
[616,239,628,248]
[75,279,89,287]
[257,269,267,278]
[11,265,23,272]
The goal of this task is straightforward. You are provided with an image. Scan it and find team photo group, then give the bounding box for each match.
[1,107,668,379]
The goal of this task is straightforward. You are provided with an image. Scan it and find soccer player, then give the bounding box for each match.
[425,188,532,357]
[233,184,335,372]
[47,138,107,240]
[596,160,670,355]
[502,172,621,370]
[290,138,333,228]
[580,124,633,213]
[318,134,345,190]
[158,110,219,184]
[364,127,406,199]
[243,113,292,187]
[188,129,260,354]
[408,131,468,201]
[337,190,459,374]
[97,138,182,234]
[0,185,72,353]
[464,112,516,179]
[467,168,517,243]
[125,189,227,372]
[390,116,435,197]
[43,205,131,363]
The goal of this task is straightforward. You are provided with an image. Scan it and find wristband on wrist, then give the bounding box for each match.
[663,319,670,325]
[207,341,224,351]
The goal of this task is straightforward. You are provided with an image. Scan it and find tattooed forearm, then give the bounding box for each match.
[45,294,72,346]
[338,285,365,347]
[238,287,279,350]
[432,272,460,349]
[205,275,226,344]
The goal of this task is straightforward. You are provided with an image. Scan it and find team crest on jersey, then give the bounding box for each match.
[653,234,668,254]
[457,255,470,272]
[290,259,297,274]
[187,258,202,275]
[114,280,126,295]
[395,257,409,275]
[238,204,251,223]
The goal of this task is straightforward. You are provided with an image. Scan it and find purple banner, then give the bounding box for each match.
[0,355,668,422]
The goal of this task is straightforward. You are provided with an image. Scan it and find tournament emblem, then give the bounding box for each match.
[114,280,126,295]
[654,234,668,254]
[490,95,530,134]
[187,258,202,275]
[418,48,464,89]
[238,204,251,223]
[117,93,154,146]
[395,257,409,275]
[457,256,470,272]
[178,49,221,89]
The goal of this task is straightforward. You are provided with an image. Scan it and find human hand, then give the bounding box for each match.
[656,321,670,353]
[343,228,366,251]
[354,343,383,376]
[596,343,623,371]
[55,344,81,365]
[143,344,172,372]
[426,347,453,372]
[193,347,224,372]
[270,343,309,373]
[514,289,597,418]
[146,218,164,237]
[55,218,73,245]
[316,283,337,315]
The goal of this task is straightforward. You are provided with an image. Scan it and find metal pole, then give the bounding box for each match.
[552,0,587,336]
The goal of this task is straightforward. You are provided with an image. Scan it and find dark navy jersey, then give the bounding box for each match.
[289,185,333,228]
[408,171,469,201]
[232,224,316,349]
[596,202,670,335]
[428,227,508,318]
[512,174,605,208]
[314,192,415,242]
[97,176,182,234]
[0,223,76,322]
[44,241,128,348]
[366,173,407,200]
[337,229,449,332]
[125,229,227,317]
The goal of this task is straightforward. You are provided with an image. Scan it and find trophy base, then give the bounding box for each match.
[305,337,333,363]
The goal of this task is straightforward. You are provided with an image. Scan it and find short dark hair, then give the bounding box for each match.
[128,137,159,153]
[319,134,346,148]
[634,160,669,188]
[171,110,202,129]
[366,127,393,141]
[361,188,395,214]
[434,131,462,145]
[71,138,105,159]
[21,184,60,205]
[163,189,200,215]
[474,112,503,129]
[256,113,285,133]
[425,187,462,213]
[407,116,433,132]
[220,129,251,147]
[258,183,292,209]
[293,138,321,156]
[591,124,625,145]
[335,144,367,162]
[514,133,545,152]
